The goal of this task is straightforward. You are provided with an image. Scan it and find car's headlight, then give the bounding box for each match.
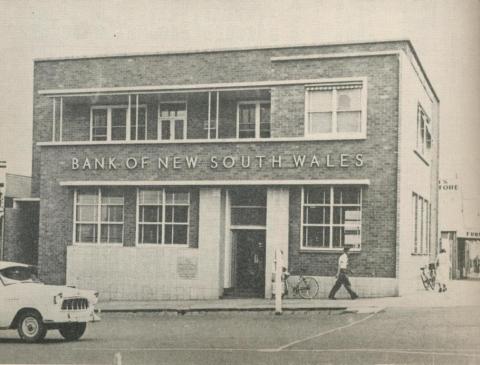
[53,292,63,305]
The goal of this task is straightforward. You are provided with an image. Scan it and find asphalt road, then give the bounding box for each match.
[0,306,479,364]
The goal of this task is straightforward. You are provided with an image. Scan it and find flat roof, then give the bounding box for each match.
[33,39,438,102]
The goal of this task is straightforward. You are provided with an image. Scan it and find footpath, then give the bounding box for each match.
[97,280,480,314]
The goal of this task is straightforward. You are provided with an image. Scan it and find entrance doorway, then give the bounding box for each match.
[231,230,266,297]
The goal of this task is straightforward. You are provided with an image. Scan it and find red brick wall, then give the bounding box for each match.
[32,41,411,284]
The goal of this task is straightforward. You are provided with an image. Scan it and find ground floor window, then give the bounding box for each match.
[301,186,362,250]
[74,188,124,244]
[137,189,190,245]
[412,192,430,255]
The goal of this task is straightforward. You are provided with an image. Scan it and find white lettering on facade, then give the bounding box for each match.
[326,154,334,167]
[310,155,320,168]
[355,154,364,167]
[70,153,367,171]
[125,158,138,169]
[256,155,266,168]
[94,158,105,170]
[82,158,91,170]
[158,157,168,169]
[223,156,235,169]
[241,156,251,168]
[108,157,118,169]
[340,154,349,167]
[210,156,218,169]
[72,158,79,170]
[141,157,150,169]
[185,156,198,169]
[173,157,182,169]
[272,155,282,168]
[293,155,306,167]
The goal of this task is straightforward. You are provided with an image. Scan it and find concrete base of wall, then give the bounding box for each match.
[285,275,398,299]
[66,246,220,301]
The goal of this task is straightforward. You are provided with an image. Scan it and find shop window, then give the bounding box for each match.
[305,82,365,139]
[412,192,430,255]
[237,101,271,139]
[137,189,190,245]
[301,186,362,250]
[90,105,147,141]
[416,104,432,160]
[158,102,187,140]
[74,188,124,244]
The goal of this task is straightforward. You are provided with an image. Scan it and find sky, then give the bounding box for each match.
[0,0,479,199]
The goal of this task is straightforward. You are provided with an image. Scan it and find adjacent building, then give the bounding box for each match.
[0,173,38,264]
[31,40,439,300]
[439,178,480,280]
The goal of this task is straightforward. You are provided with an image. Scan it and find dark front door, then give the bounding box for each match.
[233,230,266,297]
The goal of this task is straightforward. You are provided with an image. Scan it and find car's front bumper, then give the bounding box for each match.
[44,308,101,324]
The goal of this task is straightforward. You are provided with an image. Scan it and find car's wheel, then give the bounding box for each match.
[17,311,47,343]
[59,323,87,341]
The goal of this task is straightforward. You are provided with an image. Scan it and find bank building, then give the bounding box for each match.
[9,40,440,300]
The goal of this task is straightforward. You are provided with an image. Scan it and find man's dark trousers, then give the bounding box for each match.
[328,270,358,299]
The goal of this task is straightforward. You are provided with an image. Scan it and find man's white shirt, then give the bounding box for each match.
[339,253,348,270]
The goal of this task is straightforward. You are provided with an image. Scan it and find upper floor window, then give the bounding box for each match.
[305,82,365,139]
[74,188,124,244]
[237,101,271,138]
[158,102,187,140]
[301,186,362,250]
[416,104,432,159]
[90,105,147,141]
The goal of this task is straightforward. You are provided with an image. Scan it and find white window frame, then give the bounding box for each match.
[304,80,367,140]
[300,186,362,251]
[236,100,271,139]
[90,104,147,141]
[136,188,190,246]
[73,188,124,245]
[157,101,187,141]
[416,103,432,161]
[412,192,430,255]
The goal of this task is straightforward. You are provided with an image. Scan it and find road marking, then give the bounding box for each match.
[269,312,378,351]
[69,347,480,358]
[286,348,480,358]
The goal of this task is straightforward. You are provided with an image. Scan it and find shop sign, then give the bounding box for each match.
[70,153,364,171]
[438,179,459,191]
[458,231,480,239]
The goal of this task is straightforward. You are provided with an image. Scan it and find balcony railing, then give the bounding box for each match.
[47,89,272,143]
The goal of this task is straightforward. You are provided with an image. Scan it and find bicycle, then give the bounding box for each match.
[284,273,319,299]
[420,264,436,290]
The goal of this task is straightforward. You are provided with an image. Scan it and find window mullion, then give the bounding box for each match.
[97,188,102,244]
[329,187,334,248]
[332,89,338,134]
[162,189,166,244]
[255,102,261,138]
[106,108,112,141]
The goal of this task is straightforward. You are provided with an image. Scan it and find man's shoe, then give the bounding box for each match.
[351,296,358,300]
[328,297,336,300]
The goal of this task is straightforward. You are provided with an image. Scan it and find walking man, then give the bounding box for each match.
[328,247,358,300]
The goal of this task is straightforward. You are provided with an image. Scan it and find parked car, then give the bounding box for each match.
[0,261,100,342]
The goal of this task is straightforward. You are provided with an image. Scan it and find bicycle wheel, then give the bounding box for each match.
[298,276,319,299]
[420,273,430,290]
[428,275,436,290]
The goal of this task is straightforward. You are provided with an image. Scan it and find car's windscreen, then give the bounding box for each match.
[0,266,41,284]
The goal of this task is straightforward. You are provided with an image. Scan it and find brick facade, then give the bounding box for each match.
[30,40,439,298]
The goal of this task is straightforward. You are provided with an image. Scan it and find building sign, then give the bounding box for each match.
[71,153,364,171]
[439,179,459,191]
[344,210,361,247]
